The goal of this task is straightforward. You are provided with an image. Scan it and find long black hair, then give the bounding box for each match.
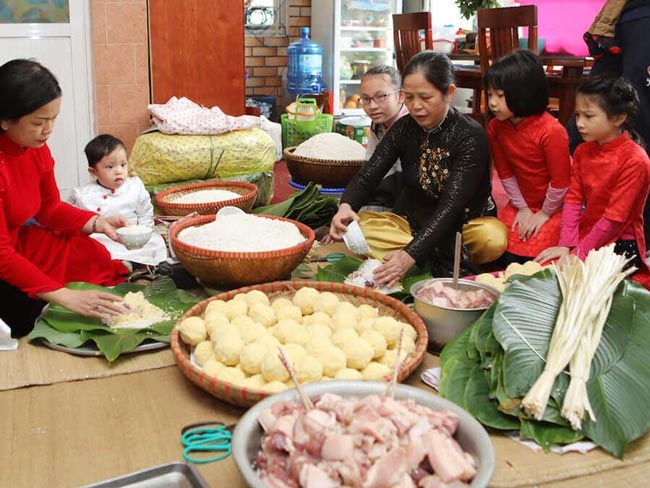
[0,59,62,130]
[576,75,643,146]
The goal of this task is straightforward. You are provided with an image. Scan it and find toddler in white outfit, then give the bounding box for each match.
[68,134,167,266]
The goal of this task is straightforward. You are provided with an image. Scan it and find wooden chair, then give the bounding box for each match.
[468,5,538,123]
[392,12,433,72]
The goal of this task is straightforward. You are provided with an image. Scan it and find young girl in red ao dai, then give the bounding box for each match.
[485,50,571,264]
[536,76,650,287]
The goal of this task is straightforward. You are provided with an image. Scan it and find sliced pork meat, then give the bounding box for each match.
[255,394,478,487]
[415,280,495,309]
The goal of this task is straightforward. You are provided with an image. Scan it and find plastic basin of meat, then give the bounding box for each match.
[410,278,500,349]
[232,381,495,488]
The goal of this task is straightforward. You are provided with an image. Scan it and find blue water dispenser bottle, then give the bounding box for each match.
[287,27,326,95]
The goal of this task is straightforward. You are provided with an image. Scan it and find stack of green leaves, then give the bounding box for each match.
[439,268,650,458]
[28,277,204,361]
[253,182,339,230]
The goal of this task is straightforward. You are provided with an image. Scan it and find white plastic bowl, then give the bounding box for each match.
[232,381,495,488]
[343,220,370,255]
[116,225,153,250]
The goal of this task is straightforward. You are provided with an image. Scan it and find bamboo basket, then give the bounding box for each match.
[171,280,429,407]
[169,214,315,288]
[154,180,258,217]
[283,147,363,188]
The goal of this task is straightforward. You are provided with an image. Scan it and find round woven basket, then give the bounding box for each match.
[283,147,363,188]
[154,180,258,217]
[169,214,315,288]
[171,280,429,407]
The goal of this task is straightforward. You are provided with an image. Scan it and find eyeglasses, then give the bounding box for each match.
[358,89,401,106]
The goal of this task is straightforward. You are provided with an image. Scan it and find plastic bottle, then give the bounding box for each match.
[287,27,326,95]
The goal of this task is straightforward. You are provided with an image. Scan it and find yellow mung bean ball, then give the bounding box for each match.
[292,287,320,315]
[178,316,207,345]
[193,340,215,366]
[362,361,391,380]
[361,329,387,359]
[239,342,269,375]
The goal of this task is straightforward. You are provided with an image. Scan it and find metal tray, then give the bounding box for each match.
[83,462,210,487]
[39,339,168,357]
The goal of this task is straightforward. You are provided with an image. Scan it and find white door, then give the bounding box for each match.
[0,0,94,199]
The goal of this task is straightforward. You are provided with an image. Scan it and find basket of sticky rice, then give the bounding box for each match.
[169,210,315,288]
[154,180,258,217]
[171,280,428,407]
[284,132,366,188]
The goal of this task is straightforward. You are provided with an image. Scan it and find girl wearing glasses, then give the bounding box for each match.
[358,65,409,211]
[329,51,507,288]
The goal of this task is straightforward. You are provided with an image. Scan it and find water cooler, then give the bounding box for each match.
[287,27,330,113]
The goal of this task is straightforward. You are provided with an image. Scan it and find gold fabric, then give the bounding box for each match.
[358,211,507,265]
[462,216,508,265]
[358,210,412,261]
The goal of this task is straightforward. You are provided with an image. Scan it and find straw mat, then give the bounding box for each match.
[0,338,175,391]
[411,355,650,487]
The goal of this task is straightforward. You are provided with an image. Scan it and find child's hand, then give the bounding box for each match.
[526,210,551,240]
[535,246,569,264]
[513,207,533,240]
[514,208,550,241]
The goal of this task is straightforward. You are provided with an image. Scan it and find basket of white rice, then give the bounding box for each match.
[170,212,315,288]
[154,180,258,217]
[171,280,428,407]
[284,132,366,188]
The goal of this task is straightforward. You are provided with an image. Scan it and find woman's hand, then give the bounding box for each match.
[85,215,130,241]
[328,203,358,240]
[39,288,124,319]
[535,246,569,264]
[373,251,415,288]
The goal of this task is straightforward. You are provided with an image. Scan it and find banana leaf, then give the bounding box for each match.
[253,182,339,230]
[28,277,204,362]
[492,272,650,457]
[440,268,650,458]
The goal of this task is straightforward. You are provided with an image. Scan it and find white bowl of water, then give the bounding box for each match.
[116,225,152,250]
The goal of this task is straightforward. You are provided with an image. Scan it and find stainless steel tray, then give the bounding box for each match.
[83,462,209,487]
[40,339,168,357]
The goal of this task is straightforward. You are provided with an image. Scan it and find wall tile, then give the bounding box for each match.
[90,3,107,46]
[106,3,147,44]
[94,44,137,85]
[98,124,139,154]
[108,84,150,125]
[95,84,111,126]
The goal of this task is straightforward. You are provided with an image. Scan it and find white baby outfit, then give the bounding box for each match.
[68,176,167,266]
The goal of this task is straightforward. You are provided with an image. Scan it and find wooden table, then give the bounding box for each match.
[452,55,590,126]
[2,347,650,487]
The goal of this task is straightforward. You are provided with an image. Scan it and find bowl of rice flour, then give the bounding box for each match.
[284,133,366,188]
[170,212,315,287]
[154,180,258,217]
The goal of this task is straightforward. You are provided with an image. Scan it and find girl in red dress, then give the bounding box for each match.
[536,76,650,287]
[0,59,130,337]
[485,50,572,264]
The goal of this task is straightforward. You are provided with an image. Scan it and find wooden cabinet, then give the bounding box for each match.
[148,0,245,115]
